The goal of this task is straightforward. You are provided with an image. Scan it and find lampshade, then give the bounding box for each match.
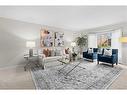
[71,42,76,47]
[119,37,127,43]
[26,41,35,48]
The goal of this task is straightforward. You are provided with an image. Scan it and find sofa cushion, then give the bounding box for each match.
[102,55,112,59]
[88,53,93,56]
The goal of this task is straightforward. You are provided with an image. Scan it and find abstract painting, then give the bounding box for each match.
[40,29,53,47]
[97,33,111,48]
[54,32,64,47]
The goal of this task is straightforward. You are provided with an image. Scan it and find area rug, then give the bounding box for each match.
[31,61,122,89]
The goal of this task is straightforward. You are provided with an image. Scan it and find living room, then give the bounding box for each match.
[0,6,127,91]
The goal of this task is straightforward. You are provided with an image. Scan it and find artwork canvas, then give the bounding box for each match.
[54,32,64,47]
[97,33,111,48]
[40,29,53,47]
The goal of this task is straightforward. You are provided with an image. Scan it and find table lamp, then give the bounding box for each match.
[26,41,35,57]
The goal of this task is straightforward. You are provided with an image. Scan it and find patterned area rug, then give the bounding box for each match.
[31,61,122,89]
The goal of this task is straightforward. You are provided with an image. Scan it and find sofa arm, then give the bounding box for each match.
[111,54,118,63]
[97,54,103,61]
[83,51,88,55]
[93,53,97,59]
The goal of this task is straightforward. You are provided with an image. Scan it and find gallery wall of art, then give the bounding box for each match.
[40,29,64,47]
[40,29,65,57]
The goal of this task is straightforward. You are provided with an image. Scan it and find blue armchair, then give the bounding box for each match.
[83,48,98,62]
[97,49,118,67]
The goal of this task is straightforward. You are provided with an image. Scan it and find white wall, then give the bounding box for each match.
[88,34,97,48]
[111,29,122,63]
[0,17,73,67]
[0,18,40,67]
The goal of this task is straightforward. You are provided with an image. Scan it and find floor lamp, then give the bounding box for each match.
[26,41,35,57]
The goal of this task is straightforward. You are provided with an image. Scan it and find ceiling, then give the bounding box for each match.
[0,6,127,31]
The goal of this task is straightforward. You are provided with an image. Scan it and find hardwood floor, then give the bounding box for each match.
[0,65,35,89]
[0,64,127,89]
[109,64,127,89]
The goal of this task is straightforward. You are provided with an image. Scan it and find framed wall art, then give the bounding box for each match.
[97,32,111,48]
[40,29,53,47]
[54,32,64,47]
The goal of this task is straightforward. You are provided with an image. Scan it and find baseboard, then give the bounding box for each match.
[119,63,127,66]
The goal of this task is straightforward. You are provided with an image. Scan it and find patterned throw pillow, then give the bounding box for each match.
[88,48,93,54]
[104,49,112,56]
[47,49,51,57]
[65,48,69,54]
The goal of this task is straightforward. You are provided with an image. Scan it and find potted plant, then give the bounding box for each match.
[75,33,88,58]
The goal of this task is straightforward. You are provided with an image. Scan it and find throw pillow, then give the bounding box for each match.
[88,48,93,54]
[47,49,51,57]
[104,49,112,56]
[65,48,69,54]
[43,49,48,57]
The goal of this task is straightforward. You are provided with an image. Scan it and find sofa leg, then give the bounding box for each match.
[112,64,114,67]
[116,62,118,65]
[97,61,99,64]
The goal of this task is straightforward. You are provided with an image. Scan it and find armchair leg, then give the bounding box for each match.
[112,64,114,67]
[97,61,99,64]
[116,62,118,65]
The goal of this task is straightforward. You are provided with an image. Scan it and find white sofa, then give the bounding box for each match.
[24,48,71,69]
[37,48,71,68]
